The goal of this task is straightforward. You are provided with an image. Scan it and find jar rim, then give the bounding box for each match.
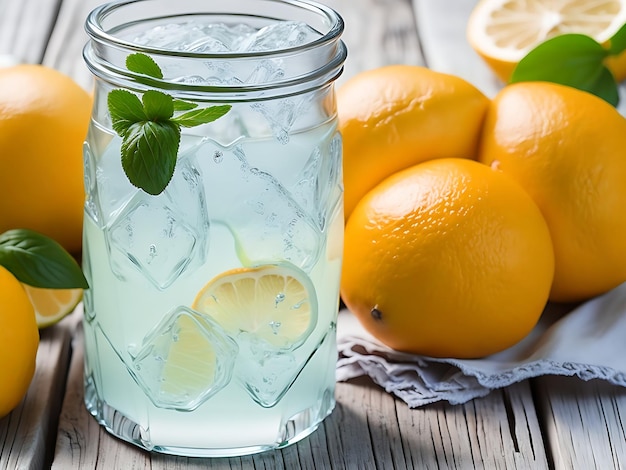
[85,0,345,60]
[83,0,347,97]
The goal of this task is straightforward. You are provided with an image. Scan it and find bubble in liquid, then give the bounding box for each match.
[275,293,286,306]
[269,321,282,335]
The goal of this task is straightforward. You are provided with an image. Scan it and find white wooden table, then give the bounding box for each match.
[1,0,626,468]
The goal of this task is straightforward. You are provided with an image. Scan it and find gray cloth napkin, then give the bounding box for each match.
[336,282,626,407]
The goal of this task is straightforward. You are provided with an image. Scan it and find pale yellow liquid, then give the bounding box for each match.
[82,119,343,455]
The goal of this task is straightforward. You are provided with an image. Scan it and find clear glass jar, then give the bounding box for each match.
[82,0,346,457]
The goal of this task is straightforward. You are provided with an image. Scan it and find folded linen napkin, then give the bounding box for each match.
[336,282,626,407]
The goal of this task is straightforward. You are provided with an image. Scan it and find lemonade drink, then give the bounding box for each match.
[82,0,346,456]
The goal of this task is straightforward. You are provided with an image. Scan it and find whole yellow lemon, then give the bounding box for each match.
[0,266,39,417]
[341,158,554,358]
[338,65,490,219]
[0,65,91,254]
[478,81,626,302]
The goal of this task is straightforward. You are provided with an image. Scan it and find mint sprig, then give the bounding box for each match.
[0,229,88,289]
[510,24,626,107]
[108,53,231,195]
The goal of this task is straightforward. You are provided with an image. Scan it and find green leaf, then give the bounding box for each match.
[121,120,181,195]
[107,54,232,195]
[142,90,174,121]
[511,34,618,107]
[581,67,620,106]
[172,105,232,127]
[126,52,163,79]
[609,24,626,55]
[0,229,88,289]
[173,99,199,111]
[108,89,146,136]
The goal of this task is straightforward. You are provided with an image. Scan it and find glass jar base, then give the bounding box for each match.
[84,378,336,457]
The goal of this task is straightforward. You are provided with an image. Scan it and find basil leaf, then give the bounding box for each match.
[173,105,232,127]
[0,229,88,289]
[142,90,174,121]
[121,120,181,195]
[511,34,619,106]
[126,52,163,79]
[580,67,620,106]
[108,89,146,136]
[609,24,626,55]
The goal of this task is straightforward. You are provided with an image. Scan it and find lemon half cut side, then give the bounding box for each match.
[467,0,626,82]
[22,284,83,329]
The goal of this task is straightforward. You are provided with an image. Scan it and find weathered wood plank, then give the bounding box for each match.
[534,376,626,470]
[52,321,151,470]
[413,0,501,97]
[41,0,103,90]
[0,313,75,470]
[326,0,424,82]
[0,0,61,65]
[395,382,549,469]
[309,376,410,470]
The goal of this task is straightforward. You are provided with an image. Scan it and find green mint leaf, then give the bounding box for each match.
[142,90,174,121]
[173,99,199,111]
[126,52,163,79]
[121,120,181,195]
[0,229,88,289]
[609,24,626,55]
[107,53,232,196]
[511,34,619,107]
[108,89,146,136]
[172,105,232,127]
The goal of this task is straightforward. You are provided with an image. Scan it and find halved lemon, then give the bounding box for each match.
[192,263,318,349]
[467,0,626,82]
[22,284,83,329]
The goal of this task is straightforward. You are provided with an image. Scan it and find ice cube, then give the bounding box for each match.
[95,136,139,226]
[137,22,234,52]
[249,96,311,144]
[291,132,343,231]
[198,143,321,271]
[129,20,321,87]
[244,59,285,87]
[236,325,333,408]
[132,20,319,54]
[236,333,301,408]
[83,141,100,225]
[105,154,209,289]
[237,21,320,52]
[130,306,238,411]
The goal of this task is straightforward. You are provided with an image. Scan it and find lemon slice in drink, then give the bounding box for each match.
[467,0,626,82]
[192,263,318,350]
[22,284,82,329]
[159,314,218,401]
[130,308,237,410]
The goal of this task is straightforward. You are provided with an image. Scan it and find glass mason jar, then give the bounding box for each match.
[82,0,346,457]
